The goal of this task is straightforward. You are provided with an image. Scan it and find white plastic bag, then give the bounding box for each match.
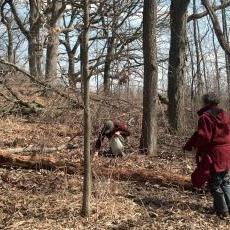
[110,134,125,156]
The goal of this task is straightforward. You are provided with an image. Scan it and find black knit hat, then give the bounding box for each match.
[202,92,220,106]
[103,120,114,134]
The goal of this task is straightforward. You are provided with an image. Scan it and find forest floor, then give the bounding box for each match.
[0,85,229,229]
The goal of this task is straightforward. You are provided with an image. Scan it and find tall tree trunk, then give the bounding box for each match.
[28,38,39,76]
[1,16,14,63]
[45,28,59,81]
[193,0,202,102]
[221,0,230,105]
[197,21,208,92]
[211,25,221,95]
[68,52,76,89]
[7,22,13,63]
[45,0,65,81]
[103,36,115,93]
[28,0,41,77]
[187,35,195,101]
[140,0,158,155]
[81,0,91,217]
[36,32,43,77]
[7,0,42,76]
[167,0,190,132]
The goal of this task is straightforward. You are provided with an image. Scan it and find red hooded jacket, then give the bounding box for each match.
[184,105,230,188]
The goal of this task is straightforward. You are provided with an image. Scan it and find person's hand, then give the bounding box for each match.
[115,131,120,135]
[183,145,193,152]
[92,151,99,161]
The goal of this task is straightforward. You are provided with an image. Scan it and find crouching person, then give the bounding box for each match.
[183,92,230,219]
[94,120,130,157]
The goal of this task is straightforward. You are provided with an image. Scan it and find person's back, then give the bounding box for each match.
[183,93,230,218]
[94,120,130,157]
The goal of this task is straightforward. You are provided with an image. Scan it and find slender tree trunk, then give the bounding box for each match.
[36,33,43,76]
[6,22,14,63]
[197,21,208,92]
[29,0,41,77]
[81,0,91,217]
[167,0,190,132]
[140,0,158,155]
[187,35,195,101]
[28,38,39,76]
[221,0,230,105]
[211,26,221,95]
[68,52,76,89]
[193,0,202,101]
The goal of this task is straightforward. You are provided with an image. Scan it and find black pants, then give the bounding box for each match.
[209,171,230,214]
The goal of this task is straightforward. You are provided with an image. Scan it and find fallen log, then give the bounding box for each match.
[0,151,78,174]
[1,143,77,154]
[95,167,192,190]
[0,150,193,190]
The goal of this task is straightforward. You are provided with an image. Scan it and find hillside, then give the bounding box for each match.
[0,81,229,229]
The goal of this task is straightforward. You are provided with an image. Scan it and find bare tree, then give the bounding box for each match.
[45,0,66,81]
[221,0,230,103]
[140,0,158,155]
[1,10,14,62]
[81,0,91,217]
[167,0,190,132]
[5,0,43,76]
[192,0,202,102]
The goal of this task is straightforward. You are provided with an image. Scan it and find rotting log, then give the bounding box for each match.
[95,167,193,190]
[0,150,193,190]
[0,143,77,154]
[0,151,78,174]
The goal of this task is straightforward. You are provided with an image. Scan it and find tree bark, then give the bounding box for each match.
[167,0,190,132]
[103,36,115,93]
[45,0,65,81]
[68,52,77,89]
[1,15,14,62]
[193,0,203,101]
[45,29,59,81]
[140,0,158,155]
[221,0,230,105]
[81,0,91,217]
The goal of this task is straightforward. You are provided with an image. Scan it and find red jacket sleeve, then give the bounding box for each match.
[115,123,130,137]
[183,131,198,151]
[195,115,214,148]
[184,115,214,151]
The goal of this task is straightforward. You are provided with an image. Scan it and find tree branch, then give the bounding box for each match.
[201,0,230,56]
[188,1,230,22]
[7,0,30,39]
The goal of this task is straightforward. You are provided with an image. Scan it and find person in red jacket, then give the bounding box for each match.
[94,120,130,157]
[183,92,230,218]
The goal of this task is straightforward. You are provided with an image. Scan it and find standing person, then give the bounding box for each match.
[94,120,130,157]
[183,92,230,219]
